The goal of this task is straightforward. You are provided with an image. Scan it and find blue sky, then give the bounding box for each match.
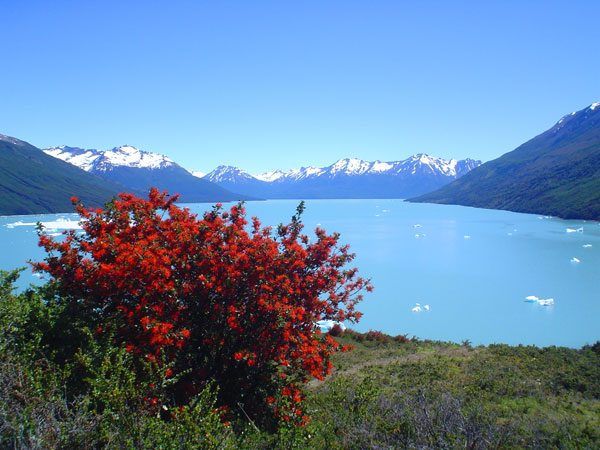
[1,1,599,174]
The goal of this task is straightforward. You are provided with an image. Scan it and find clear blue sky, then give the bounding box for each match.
[1,1,599,174]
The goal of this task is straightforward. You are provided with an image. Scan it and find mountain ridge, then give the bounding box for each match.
[43,145,251,203]
[409,101,600,220]
[0,134,139,215]
[201,155,481,199]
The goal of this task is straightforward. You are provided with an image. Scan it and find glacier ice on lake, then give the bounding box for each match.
[538,298,555,306]
[6,217,82,231]
[525,295,555,306]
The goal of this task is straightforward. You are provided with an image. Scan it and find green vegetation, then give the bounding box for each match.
[410,105,600,220]
[0,135,137,215]
[2,270,599,449]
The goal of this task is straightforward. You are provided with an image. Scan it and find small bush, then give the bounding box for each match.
[365,330,390,344]
[394,333,409,343]
[328,324,344,337]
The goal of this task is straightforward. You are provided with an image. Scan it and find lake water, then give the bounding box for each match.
[1,199,599,348]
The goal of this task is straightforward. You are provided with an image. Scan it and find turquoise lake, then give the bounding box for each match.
[1,199,599,348]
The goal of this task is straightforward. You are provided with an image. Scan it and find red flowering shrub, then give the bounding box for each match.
[32,189,371,426]
[365,330,390,344]
[328,324,344,337]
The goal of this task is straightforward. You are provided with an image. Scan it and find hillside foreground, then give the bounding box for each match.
[2,270,598,450]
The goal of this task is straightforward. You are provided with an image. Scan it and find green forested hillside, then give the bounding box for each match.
[410,103,600,220]
[0,134,136,215]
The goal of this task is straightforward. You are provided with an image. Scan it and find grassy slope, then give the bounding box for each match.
[301,333,600,449]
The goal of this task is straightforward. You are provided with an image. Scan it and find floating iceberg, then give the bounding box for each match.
[41,218,83,230]
[6,218,83,231]
[525,295,555,306]
[566,227,583,233]
[6,221,37,228]
[463,235,471,239]
[538,298,554,306]
[583,244,592,248]
[412,302,430,312]
[413,224,422,228]
[570,257,580,263]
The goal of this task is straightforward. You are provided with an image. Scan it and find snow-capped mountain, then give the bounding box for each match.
[45,145,175,172]
[203,165,257,184]
[201,154,481,199]
[43,145,249,203]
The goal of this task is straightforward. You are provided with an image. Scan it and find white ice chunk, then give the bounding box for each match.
[6,221,37,228]
[40,218,83,230]
[583,244,592,248]
[570,257,580,263]
[537,298,554,306]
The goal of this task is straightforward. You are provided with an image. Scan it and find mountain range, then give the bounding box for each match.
[410,101,600,220]
[0,135,135,215]
[200,155,481,199]
[43,145,248,203]
[5,99,598,218]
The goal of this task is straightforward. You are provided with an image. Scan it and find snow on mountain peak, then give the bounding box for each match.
[255,169,286,182]
[589,101,600,111]
[250,154,478,183]
[43,144,175,172]
[99,145,173,170]
[205,165,255,183]
[329,158,372,175]
[44,146,102,171]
